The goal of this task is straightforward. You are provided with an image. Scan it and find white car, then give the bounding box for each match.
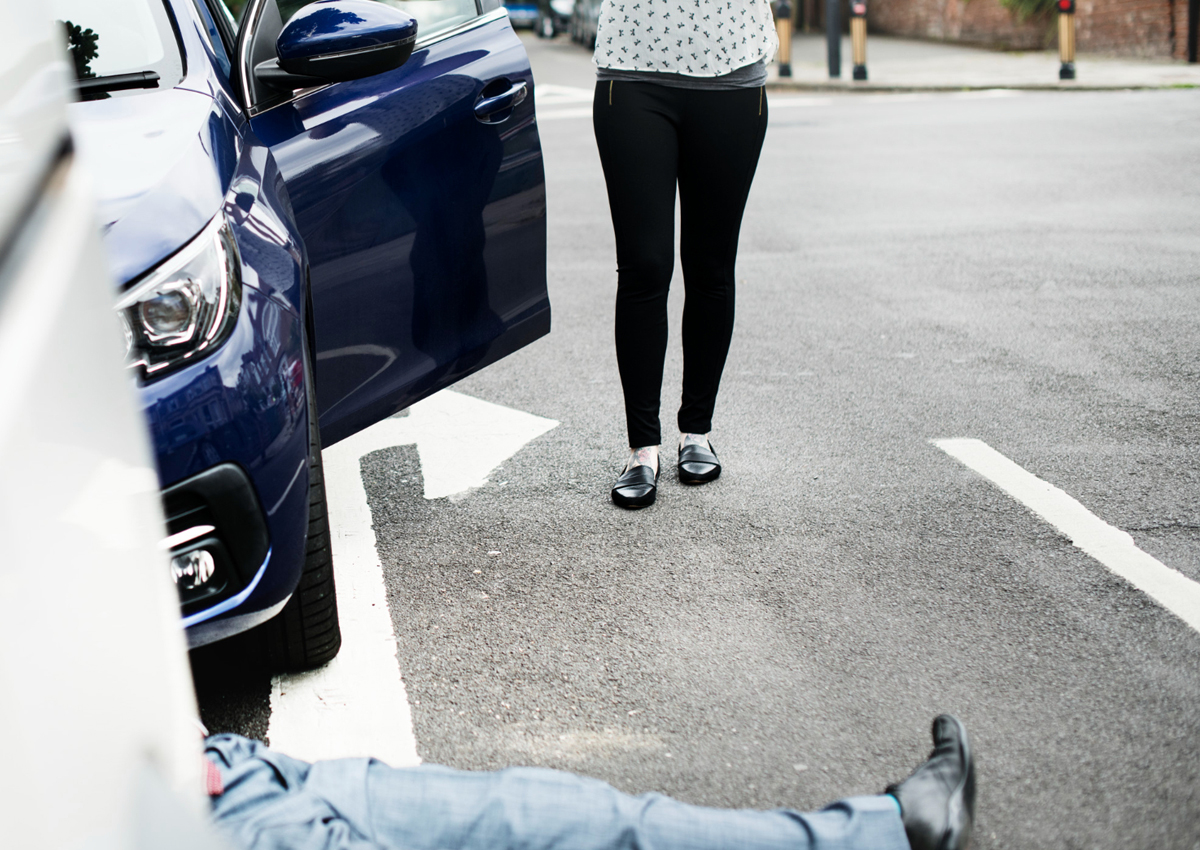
[0,5,221,845]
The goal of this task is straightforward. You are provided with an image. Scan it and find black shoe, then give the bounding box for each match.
[886,715,976,850]
[611,463,658,508]
[677,441,721,484]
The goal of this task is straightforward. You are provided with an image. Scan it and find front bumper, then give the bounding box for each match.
[140,286,310,647]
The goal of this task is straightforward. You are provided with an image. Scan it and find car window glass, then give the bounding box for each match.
[192,0,233,77]
[218,0,248,27]
[378,0,480,37]
[277,0,481,43]
[52,0,184,88]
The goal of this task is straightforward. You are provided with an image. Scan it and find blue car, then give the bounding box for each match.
[502,0,540,29]
[59,0,549,670]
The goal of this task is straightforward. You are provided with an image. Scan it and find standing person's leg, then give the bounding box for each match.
[593,81,685,507]
[673,86,769,481]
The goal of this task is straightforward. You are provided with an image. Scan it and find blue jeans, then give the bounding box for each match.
[206,735,909,850]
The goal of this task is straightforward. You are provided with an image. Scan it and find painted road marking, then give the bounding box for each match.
[769,96,834,108]
[267,391,558,763]
[534,87,832,122]
[934,438,1200,634]
[537,96,832,122]
[534,84,594,105]
[538,106,594,121]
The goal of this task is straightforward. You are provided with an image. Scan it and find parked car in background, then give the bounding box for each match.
[56,0,550,671]
[569,0,599,47]
[503,0,539,28]
[536,0,573,37]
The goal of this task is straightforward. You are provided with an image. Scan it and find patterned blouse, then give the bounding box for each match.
[593,0,778,77]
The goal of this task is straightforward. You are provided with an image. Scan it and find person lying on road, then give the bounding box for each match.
[205,714,975,850]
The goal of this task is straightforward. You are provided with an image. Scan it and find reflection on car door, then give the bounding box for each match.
[241,0,549,446]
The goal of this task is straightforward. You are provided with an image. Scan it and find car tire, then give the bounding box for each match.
[260,348,342,672]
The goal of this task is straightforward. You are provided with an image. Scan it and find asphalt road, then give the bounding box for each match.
[195,32,1200,849]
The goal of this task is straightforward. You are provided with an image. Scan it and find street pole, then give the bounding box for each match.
[775,0,793,78]
[826,0,841,78]
[1189,0,1198,63]
[1057,0,1076,80]
[850,0,867,80]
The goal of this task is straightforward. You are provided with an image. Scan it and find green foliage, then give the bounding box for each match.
[997,0,1055,22]
[60,20,99,80]
[224,0,249,19]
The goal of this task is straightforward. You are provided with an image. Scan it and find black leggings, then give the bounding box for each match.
[593,81,767,449]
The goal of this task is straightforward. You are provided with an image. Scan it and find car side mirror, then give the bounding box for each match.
[257,0,418,91]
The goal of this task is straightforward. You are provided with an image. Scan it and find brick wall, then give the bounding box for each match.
[1077,0,1176,56]
[869,0,1190,57]
[1169,0,1189,57]
[869,0,1051,48]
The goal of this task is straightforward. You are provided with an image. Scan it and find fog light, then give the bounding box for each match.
[171,549,216,590]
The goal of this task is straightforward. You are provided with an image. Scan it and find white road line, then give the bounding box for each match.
[534,83,595,105]
[946,89,1023,98]
[934,438,1200,634]
[266,391,557,763]
[769,96,833,108]
[534,92,832,122]
[537,106,594,121]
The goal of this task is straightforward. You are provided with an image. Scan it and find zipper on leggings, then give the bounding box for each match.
[609,80,614,105]
[758,86,763,116]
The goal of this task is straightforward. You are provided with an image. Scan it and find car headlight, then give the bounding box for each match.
[115,216,242,380]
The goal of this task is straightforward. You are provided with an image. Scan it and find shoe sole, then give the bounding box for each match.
[939,714,974,850]
[611,490,656,508]
[678,467,720,485]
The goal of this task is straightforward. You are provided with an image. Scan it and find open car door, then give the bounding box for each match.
[235,0,549,446]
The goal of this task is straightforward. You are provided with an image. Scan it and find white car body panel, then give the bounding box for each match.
[0,4,225,847]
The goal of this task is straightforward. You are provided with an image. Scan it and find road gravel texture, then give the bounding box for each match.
[197,33,1200,850]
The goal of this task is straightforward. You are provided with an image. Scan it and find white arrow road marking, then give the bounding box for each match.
[392,389,560,500]
[934,438,1200,635]
[267,391,558,763]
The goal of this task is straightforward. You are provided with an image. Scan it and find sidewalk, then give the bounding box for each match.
[766,33,1200,90]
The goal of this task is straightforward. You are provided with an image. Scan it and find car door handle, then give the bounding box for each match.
[473,81,528,123]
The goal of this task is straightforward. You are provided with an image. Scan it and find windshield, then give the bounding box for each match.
[52,0,184,97]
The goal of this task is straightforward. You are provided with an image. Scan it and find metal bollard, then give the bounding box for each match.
[825,0,841,77]
[850,0,868,81]
[1057,0,1076,80]
[775,0,794,78]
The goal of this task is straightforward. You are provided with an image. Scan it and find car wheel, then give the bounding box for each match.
[260,345,341,672]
